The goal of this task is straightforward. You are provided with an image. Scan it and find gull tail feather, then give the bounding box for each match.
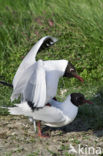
[9,107,24,115]
[0,106,24,115]
[0,102,32,116]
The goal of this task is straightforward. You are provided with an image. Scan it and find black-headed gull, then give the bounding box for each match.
[9,36,83,108]
[0,36,84,109]
[5,93,92,137]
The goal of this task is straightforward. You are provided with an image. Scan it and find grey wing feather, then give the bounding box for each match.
[11,64,36,101]
[33,106,66,123]
[11,60,46,108]
[24,60,46,108]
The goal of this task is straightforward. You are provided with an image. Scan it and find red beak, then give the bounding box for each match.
[83,99,93,104]
[73,74,84,82]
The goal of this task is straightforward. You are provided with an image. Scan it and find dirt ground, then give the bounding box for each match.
[0,115,103,156]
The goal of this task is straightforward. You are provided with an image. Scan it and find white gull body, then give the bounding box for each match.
[11,36,68,108]
[8,95,78,128]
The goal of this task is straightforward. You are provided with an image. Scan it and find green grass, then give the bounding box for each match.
[0,0,103,129]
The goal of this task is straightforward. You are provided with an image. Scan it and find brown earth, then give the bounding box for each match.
[0,115,103,156]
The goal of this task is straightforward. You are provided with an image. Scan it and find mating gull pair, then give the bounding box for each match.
[0,36,92,137]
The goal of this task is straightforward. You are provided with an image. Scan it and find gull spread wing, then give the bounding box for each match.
[13,36,57,88]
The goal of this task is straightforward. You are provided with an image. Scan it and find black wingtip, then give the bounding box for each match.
[38,36,58,52]
[0,81,13,88]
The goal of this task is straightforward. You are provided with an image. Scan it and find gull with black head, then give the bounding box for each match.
[9,36,84,110]
[5,93,92,137]
[0,37,84,107]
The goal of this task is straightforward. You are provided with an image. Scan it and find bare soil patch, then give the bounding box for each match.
[0,115,103,156]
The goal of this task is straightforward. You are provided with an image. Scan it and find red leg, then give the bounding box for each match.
[37,121,49,138]
[46,103,51,106]
[46,98,57,107]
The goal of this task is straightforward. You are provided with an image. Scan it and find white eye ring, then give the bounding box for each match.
[70,68,74,72]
